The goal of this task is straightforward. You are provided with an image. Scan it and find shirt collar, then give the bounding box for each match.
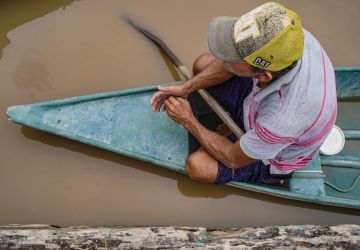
[253,59,302,102]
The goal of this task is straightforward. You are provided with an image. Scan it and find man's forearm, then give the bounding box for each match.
[182,59,233,95]
[184,118,252,168]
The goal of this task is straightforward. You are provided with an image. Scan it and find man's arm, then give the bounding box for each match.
[151,59,233,112]
[164,97,255,168]
[182,58,233,94]
[185,114,255,168]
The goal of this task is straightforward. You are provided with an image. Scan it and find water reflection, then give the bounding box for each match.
[12,49,52,91]
[0,0,76,59]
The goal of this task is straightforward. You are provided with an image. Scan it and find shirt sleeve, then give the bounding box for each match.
[240,123,297,160]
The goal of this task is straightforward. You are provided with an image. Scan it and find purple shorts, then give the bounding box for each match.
[200,76,292,185]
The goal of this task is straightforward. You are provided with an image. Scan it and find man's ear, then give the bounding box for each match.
[256,70,273,83]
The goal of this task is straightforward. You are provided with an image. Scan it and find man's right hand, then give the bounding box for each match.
[150,85,188,112]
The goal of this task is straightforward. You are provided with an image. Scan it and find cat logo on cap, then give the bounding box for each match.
[253,57,271,68]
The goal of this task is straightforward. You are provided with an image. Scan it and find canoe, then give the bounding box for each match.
[7,67,360,209]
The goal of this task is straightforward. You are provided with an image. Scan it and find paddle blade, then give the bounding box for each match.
[123,16,183,67]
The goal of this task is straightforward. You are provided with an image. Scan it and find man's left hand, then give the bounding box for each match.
[164,96,195,126]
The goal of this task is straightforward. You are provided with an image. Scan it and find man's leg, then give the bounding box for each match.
[188,53,222,154]
[185,149,287,185]
[185,147,218,183]
[186,53,255,184]
[186,52,234,183]
[192,52,216,75]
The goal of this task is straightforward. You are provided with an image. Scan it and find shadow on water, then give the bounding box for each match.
[0,0,77,59]
[20,126,359,216]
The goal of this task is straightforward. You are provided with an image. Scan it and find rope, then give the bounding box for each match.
[324,173,360,193]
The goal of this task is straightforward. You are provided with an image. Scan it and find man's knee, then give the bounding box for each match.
[185,150,218,183]
[192,53,216,75]
[185,153,202,181]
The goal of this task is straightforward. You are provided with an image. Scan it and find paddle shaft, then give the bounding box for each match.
[126,18,244,138]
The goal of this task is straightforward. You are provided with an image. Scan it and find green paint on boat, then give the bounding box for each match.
[7,67,360,209]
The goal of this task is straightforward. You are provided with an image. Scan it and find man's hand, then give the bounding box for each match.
[164,96,195,126]
[150,85,187,112]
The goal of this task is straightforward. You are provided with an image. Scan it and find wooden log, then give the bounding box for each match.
[1,224,360,249]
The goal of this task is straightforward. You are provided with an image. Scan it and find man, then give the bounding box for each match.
[151,2,337,185]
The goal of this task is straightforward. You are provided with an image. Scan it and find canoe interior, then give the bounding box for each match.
[321,67,360,202]
[6,67,360,208]
[7,86,190,173]
[321,99,360,201]
[335,67,360,99]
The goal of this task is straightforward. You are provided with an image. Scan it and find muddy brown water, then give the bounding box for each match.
[1,0,359,228]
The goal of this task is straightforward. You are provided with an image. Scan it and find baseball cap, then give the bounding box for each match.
[208,2,304,71]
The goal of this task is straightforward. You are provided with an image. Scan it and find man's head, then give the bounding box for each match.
[208,2,304,82]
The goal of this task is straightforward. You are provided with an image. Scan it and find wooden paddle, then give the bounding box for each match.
[125,17,244,138]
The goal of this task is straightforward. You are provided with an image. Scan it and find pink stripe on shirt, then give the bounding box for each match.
[269,157,313,171]
[255,124,297,144]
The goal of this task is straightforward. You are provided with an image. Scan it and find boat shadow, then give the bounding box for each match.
[21,126,359,216]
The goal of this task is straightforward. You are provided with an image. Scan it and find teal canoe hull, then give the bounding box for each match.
[7,67,360,209]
